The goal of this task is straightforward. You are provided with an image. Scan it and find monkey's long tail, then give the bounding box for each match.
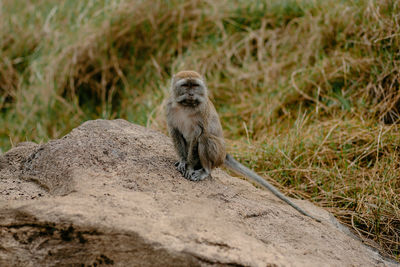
[224,154,321,223]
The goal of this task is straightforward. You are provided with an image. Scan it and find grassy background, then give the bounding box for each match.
[1,0,399,259]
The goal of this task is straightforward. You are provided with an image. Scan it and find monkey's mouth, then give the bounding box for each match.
[178,99,201,107]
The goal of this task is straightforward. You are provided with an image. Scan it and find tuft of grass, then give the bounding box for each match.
[230,118,400,255]
[0,0,399,259]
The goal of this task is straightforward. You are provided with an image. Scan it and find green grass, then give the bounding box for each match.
[1,0,399,259]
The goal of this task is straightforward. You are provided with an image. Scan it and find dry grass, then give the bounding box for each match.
[0,0,399,259]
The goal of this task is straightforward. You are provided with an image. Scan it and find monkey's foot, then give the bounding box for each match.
[186,169,210,181]
[175,160,187,174]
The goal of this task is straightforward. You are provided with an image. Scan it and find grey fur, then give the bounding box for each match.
[166,71,321,222]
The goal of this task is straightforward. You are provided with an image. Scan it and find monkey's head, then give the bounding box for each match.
[171,70,207,107]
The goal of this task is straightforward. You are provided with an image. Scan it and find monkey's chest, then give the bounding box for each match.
[172,109,201,140]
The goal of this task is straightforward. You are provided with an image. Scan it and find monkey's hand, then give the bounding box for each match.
[175,160,187,174]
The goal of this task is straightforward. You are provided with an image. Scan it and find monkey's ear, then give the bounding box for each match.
[170,75,176,89]
[200,75,207,87]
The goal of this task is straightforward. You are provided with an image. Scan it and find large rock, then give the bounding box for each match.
[0,119,396,266]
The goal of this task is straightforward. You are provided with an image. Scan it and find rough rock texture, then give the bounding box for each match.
[0,119,397,267]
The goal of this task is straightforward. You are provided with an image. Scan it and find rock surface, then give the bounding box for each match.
[0,119,397,267]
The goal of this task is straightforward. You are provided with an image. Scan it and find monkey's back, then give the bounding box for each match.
[199,99,226,168]
[205,99,224,138]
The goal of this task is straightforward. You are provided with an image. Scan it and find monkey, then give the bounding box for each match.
[165,70,321,223]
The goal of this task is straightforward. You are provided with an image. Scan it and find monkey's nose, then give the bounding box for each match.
[188,92,194,97]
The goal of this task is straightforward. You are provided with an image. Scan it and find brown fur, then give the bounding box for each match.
[174,70,202,80]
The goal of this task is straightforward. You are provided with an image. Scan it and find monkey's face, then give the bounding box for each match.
[173,78,207,107]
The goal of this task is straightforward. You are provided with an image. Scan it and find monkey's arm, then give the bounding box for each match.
[186,135,199,168]
[224,154,321,222]
[170,128,188,173]
[184,128,203,179]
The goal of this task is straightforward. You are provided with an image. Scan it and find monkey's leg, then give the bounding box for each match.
[186,137,214,181]
[171,128,188,173]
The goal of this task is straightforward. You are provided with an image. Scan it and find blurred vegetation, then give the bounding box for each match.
[0,0,399,259]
